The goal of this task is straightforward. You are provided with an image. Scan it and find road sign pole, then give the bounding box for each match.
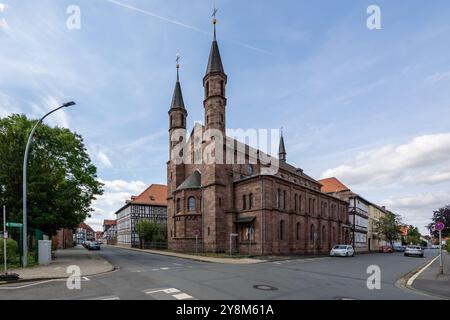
[195,235,198,255]
[3,205,7,275]
[439,230,443,275]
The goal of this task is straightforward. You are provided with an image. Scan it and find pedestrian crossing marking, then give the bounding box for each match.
[173,293,193,300]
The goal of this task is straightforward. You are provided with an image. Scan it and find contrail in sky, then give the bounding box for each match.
[105,0,271,55]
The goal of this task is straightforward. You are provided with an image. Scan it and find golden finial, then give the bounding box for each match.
[212,6,218,40]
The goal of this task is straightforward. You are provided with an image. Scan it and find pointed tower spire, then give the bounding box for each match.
[279,128,286,162]
[205,7,225,76]
[170,53,185,110]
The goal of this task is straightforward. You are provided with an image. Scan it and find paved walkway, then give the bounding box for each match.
[113,245,264,264]
[4,246,114,281]
[412,251,450,299]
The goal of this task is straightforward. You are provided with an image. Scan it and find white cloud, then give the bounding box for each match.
[321,133,450,187]
[97,151,113,168]
[382,191,450,234]
[426,70,450,84]
[88,179,148,231]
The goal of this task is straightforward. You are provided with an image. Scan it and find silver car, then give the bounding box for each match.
[404,245,424,258]
[330,245,355,257]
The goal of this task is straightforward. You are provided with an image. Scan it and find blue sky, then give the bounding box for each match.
[1,0,450,232]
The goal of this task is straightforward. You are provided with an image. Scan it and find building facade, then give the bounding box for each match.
[115,184,167,247]
[167,20,350,255]
[103,219,117,244]
[319,177,369,252]
[52,229,74,249]
[74,222,95,244]
[368,204,388,252]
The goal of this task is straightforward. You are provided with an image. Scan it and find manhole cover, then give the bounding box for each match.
[253,285,278,291]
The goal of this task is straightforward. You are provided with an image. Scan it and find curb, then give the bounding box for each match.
[111,245,264,264]
[0,254,115,286]
[395,254,447,300]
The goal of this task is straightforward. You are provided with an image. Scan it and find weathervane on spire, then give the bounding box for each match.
[176,52,180,81]
[212,5,218,40]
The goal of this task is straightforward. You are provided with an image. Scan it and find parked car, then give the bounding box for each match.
[330,245,355,257]
[85,241,101,250]
[431,245,441,249]
[404,245,424,257]
[93,240,103,246]
[380,245,393,253]
[394,245,406,252]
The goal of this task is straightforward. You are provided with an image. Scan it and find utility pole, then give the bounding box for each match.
[3,205,6,275]
[439,230,443,275]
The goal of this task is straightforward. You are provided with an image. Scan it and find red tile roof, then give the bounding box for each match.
[318,177,350,194]
[131,184,167,207]
[103,220,116,226]
[79,222,95,234]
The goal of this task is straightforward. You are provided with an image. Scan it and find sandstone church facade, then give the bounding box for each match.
[167,20,350,255]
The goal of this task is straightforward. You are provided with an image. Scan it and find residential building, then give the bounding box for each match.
[166,18,350,255]
[368,204,388,252]
[319,177,369,252]
[74,222,95,244]
[115,184,167,247]
[103,219,117,244]
[95,231,103,240]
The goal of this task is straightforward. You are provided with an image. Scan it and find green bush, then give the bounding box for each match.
[0,238,19,264]
[446,239,450,253]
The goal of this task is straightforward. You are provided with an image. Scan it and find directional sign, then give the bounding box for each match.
[435,222,445,232]
[6,222,22,228]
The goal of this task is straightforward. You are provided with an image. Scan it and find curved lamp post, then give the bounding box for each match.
[22,101,76,267]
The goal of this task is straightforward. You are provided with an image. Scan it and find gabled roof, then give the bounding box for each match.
[318,177,350,194]
[176,170,201,191]
[79,222,95,234]
[206,40,225,75]
[103,220,116,226]
[131,184,168,206]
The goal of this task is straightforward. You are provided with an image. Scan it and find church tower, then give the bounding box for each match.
[201,9,231,252]
[203,10,227,135]
[168,56,187,216]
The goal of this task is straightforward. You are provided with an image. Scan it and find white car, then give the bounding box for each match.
[330,245,355,257]
[404,245,424,258]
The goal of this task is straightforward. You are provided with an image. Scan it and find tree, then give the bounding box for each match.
[406,225,421,245]
[0,114,103,236]
[374,211,403,248]
[135,219,167,248]
[427,205,450,238]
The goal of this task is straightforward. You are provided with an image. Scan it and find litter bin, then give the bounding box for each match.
[38,240,52,265]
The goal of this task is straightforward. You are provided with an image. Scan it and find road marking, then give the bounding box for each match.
[160,267,170,270]
[407,255,441,286]
[145,288,180,295]
[83,277,90,281]
[173,293,194,300]
[173,263,183,266]
[91,296,121,300]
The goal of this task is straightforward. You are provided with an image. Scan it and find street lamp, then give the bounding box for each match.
[22,101,76,267]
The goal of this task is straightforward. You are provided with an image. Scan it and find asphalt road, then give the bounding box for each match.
[0,246,440,300]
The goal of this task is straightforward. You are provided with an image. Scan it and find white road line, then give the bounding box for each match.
[83,277,90,281]
[145,288,180,295]
[173,263,183,266]
[407,255,441,286]
[100,296,121,300]
[173,293,193,300]
[0,279,55,290]
[160,267,170,270]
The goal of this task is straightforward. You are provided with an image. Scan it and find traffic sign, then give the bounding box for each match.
[6,222,23,228]
[435,222,445,231]
[194,229,200,236]
[2,231,8,239]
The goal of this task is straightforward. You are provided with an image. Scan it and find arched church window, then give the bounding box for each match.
[188,197,196,212]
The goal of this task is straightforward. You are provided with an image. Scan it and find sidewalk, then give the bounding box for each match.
[411,251,450,299]
[3,246,114,282]
[114,244,264,264]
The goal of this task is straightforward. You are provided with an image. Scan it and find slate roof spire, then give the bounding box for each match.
[279,128,287,162]
[205,7,225,76]
[170,53,185,110]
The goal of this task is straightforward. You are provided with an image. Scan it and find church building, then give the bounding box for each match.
[167,16,350,255]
